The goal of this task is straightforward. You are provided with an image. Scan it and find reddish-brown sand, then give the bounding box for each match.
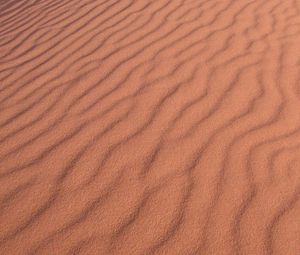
[1,0,300,254]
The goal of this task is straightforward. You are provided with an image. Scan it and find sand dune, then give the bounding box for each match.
[0,0,300,254]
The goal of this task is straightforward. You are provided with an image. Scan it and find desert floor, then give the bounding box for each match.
[0,0,300,254]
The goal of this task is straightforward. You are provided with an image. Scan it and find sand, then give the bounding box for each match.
[0,0,300,254]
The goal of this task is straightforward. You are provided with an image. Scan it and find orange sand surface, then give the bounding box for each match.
[0,0,300,254]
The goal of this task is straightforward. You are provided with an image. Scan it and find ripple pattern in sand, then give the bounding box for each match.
[0,0,300,254]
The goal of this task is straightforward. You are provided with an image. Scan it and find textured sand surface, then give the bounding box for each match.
[1,0,300,254]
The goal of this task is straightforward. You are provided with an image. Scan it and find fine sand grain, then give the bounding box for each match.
[0,0,300,254]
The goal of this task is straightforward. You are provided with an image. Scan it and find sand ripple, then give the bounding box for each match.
[0,0,300,254]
